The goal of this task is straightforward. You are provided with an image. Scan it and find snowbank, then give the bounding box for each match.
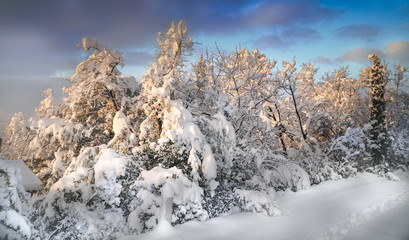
[120,171,409,240]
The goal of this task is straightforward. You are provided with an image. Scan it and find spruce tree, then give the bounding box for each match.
[368,54,387,166]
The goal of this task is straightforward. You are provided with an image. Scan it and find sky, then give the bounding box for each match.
[0,0,408,126]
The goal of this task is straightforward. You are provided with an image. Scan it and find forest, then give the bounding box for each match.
[1,20,408,239]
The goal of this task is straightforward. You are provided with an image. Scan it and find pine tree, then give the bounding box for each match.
[368,54,388,166]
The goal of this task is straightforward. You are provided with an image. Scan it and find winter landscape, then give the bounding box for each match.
[1,1,409,239]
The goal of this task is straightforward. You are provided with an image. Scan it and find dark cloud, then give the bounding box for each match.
[0,0,337,84]
[0,0,338,48]
[254,27,323,50]
[282,27,323,41]
[245,0,340,27]
[0,31,80,78]
[255,34,293,50]
[334,24,380,40]
[0,0,257,49]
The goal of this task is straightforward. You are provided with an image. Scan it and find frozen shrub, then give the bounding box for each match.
[127,166,207,233]
[235,189,280,216]
[0,159,32,240]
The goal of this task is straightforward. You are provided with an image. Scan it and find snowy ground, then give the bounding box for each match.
[121,171,409,240]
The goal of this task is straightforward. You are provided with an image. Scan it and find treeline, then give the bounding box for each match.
[1,20,408,239]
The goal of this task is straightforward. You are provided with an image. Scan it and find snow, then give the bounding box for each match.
[160,100,217,182]
[201,144,216,180]
[204,113,236,171]
[150,220,175,238]
[1,160,42,191]
[128,166,207,232]
[0,159,32,239]
[44,167,93,218]
[122,75,139,94]
[235,188,280,216]
[120,171,409,240]
[136,166,204,205]
[274,162,311,191]
[94,148,129,206]
[0,210,31,239]
[109,110,136,147]
[77,38,101,51]
[51,151,66,176]
[112,110,130,136]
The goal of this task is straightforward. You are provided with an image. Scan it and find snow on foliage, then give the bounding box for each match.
[274,163,311,191]
[0,158,32,240]
[1,21,408,239]
[94,148,129,206]
[2,160,42,192]
[235,188,280,216]
[160,100,217,182]
[128,166,207,233]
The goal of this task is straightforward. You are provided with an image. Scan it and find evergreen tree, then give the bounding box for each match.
[368,54,388,166]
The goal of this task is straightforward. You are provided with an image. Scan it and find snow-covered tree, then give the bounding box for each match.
[138,20,194,144]
[277,59,309,142]
[0,113,35,163]
[384,64,409,168]
[59,38,138,150]
[35,88,61,119]
[368,54,388,167]
[391,64,408,92]
[315,67,368,140]
[214,47,279,151]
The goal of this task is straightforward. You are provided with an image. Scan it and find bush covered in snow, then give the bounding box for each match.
[0,157,32,240]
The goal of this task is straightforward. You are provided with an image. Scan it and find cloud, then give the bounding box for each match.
[0,0,255,48]
[334,24,380,40]
[245,0,339,28]
[0,31,80,78]
[255,34,294,50]
[0,0,339,49]
[315,56,333,65]
[336,41,409,65]
[385,41,409,63]
[282,27,323,41]
[0,75,69,124]
[123,51,154,66]
[254,27,323,50]
[336,47,384,64]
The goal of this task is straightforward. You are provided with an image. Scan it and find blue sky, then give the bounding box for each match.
[0,0,408,125]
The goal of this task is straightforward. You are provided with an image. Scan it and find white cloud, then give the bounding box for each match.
[336,47,384,64]
[385,41,409,63]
